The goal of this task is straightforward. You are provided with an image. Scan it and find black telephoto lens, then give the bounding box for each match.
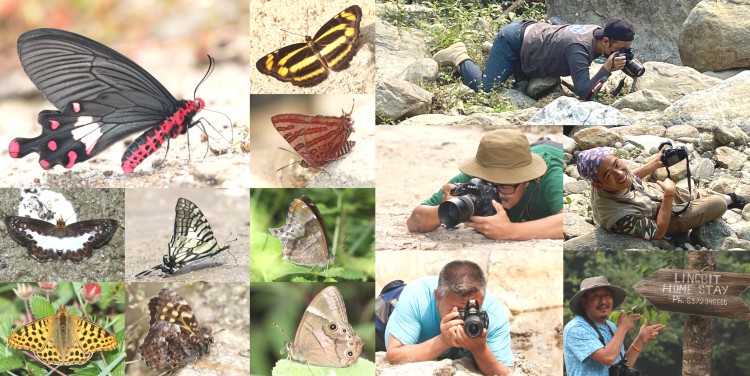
[438,195,476,227]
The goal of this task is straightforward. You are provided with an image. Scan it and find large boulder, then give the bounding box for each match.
[678,0,750,72]
[572,126,623,150]
[632,62,721,102]
[661,71,750,130]
[374,19,430,81]
[546,0,701,65]
[527,97,629,126]
[376,78,433,120]
[563,227,657,251]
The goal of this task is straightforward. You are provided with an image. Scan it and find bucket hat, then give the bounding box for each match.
[459,129,547,184]
[569,276,627,316]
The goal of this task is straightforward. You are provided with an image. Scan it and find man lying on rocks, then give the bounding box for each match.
[432,18,640,100]
[576,146,745,242]
[407,129,563,240]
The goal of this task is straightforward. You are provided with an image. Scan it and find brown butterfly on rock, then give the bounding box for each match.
[271,101,355,170]
[4,216,117,262]
[7,304,119,365]
[270,195,334,270]
[282,286,363,367]
[256,5,363,87]
[138,288,213,369]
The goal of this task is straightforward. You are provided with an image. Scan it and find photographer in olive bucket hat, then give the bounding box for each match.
[406,129,563,240]
[564,276,664,376]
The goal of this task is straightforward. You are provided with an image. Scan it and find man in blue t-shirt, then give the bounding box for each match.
[563,276,665,376]
[384,260,513,376]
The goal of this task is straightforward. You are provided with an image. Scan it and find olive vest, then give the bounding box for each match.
[520,23,600,77]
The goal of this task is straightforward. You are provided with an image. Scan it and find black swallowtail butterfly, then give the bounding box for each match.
[10,28,211,173]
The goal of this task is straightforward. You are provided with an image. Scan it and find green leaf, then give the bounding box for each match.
[0,312,16,341]
[609,310,621,323]
[272,358,375,376]
[29,296,54,319]
[0,356,24,373]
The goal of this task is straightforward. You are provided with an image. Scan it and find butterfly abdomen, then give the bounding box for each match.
[120,98,203,173]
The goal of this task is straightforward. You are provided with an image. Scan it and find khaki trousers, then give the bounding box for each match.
[665,194,727,234]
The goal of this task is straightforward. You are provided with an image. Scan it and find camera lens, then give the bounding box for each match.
[464,316,483,338]
[438,195,476,228]
[625,59,645,77]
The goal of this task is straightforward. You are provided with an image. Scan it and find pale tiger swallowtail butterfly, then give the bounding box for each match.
[135,198,230,277]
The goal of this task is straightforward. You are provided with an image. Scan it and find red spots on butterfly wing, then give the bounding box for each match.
[47,141,57,151]
[9,140,20,158]
[40,160,50,169]
[72,102,81,113]
[49,120,60,129]
[66,151,78,168]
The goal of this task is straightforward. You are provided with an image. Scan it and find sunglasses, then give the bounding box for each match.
[494,183,522,195]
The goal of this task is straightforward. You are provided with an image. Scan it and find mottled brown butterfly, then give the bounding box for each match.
[7,304,118,365]
[138,288,213,369]
[269,195,333,270]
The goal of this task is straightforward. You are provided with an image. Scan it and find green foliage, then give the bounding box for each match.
[565,251,750,375]
[250,283,376,376]
[0,282,125,375]
[250,189,375,282]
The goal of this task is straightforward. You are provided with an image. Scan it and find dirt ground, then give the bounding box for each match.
[124,189,249,282]
[376,124,564,251]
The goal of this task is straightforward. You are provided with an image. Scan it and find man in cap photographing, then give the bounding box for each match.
[406,129,563,240]
[432,18,640,100]
[564,276,665,376]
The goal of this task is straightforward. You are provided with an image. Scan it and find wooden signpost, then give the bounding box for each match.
[633,268,750,320]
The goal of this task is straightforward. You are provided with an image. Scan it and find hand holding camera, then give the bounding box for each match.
[438,307,464,348]
[438,178,506,228]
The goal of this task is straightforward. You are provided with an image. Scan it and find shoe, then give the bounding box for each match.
[433,42,471,67]
[728,193,747,210]
[482,41,493,55]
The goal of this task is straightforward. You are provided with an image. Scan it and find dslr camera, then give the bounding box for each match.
[458,299,489,338]
[438,178,503,228]
[609,359,640,376]
[658,141,688,168]
[615,48,645,77]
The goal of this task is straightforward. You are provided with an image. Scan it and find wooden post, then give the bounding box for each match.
[682,251,713,376]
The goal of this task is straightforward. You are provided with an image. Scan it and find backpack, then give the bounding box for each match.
[375,280,406,351]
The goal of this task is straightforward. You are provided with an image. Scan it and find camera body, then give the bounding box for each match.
[615,48,645,77]
[609,359,641,376]
[458,299,489,338]
[658,141,688,168]
[437,178,501,228]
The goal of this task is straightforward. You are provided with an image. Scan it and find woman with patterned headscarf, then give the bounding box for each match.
[576,146,733,241]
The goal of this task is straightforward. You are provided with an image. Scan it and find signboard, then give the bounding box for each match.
[633,268,750,320]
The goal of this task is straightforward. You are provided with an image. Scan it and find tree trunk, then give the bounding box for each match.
[682,251,714,376]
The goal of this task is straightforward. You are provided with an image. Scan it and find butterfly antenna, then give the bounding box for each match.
[278,28,307,39]
[201,108,236,145]
[193,55,216,100]
[273,322,293,346]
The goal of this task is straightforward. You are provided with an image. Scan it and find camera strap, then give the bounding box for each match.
[584,316,626,359]
[664,159,692,216]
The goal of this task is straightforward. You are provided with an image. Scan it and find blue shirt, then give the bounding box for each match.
[563,315,624,376]
[384,276,514,366]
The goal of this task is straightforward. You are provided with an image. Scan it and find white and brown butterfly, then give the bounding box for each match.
[4,216,117,262]
[138,288,213,369]
[272,101,355,169]
[256,5,362,87]
[283,286,363,367]
[270,195,334,269]
[8,304,119,365]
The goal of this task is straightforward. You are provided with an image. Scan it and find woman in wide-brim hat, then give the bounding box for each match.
[406,128,564,240]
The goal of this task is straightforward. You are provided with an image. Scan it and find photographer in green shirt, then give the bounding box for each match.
[406,129,563,240]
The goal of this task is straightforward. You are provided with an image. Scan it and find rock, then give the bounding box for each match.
[742,205,750,221]
[661,71,750,129]
[472,108,539,126]
[399,58,439,85]
[527,97,629,126]
[572,126,623,150]
[703,69,745,80]
[654,158,688,181]
[633,62,721,102]
[563,227,656,251]
[622,134,670,154]
[374,19,430,81]
[610,124,666,137]
[715,146,747,171]
[690,157,715,180]
[665,125,700,140]
[562,135,576,154]
[721,237,750,251]
[612,89,672,111]
[526,77,560,98]
[713,123,748,146]
[708,178,736,194]
[698,133,719,154]
[693,220,735,250]
[678,0,750,72]
[376,78,433,121]
[564,180,591,195]
[498,89,536,109]
[377,3,435,24]
[398,114,465,126]
[730,222,750,241]
[563,212,595,240]
[546,0,701,64]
